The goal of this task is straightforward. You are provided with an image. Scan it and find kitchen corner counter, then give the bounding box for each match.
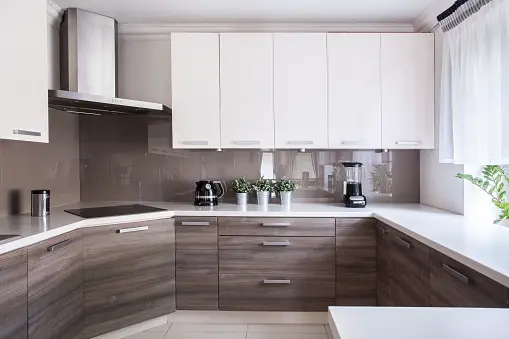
[1,201,509,289]
[328,307,509,339]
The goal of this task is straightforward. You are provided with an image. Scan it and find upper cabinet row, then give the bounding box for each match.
[171,32,434,150]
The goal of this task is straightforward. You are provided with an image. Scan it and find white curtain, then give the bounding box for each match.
[439,0,509,164]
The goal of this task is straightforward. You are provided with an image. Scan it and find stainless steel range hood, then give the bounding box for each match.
[48,8,171,117]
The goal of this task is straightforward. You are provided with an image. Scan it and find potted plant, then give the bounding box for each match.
[253,177,275,206]
[457,165,509,224]
[276,178,297,205]
[232,177,251,205]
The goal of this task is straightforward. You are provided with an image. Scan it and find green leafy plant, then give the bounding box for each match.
[276,178,297,192]
[456,165,509,223]
[232,177,252,194]
[253,177,275,192]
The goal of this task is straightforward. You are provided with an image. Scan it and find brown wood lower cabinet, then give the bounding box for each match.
[376,222,393,306]
[430,249,509,308]
[336,218,377,306]
[175,217,218,310]
[0,248,28,339]
[83,219,175,338]
[28,230,83,339]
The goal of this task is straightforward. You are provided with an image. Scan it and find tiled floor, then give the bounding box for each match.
[125,323,332,339]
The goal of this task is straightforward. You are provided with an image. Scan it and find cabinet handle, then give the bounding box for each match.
[263,279,291,284]
[116,226,149,234]
[262,241,291,246]
[182,141,209,146]
[262,222,291,227]
[442,264,470,284]
[181,221,210,226]
[395,236,412,249]
[47,239,70,252]
[233,141,260,146]
[377,225,388,234]
[341,141,365,146]
[13,129,41,137]
[287,141,314,145]
[395,141,422,145]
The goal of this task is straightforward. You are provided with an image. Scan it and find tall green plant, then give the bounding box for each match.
[456,165,509,223]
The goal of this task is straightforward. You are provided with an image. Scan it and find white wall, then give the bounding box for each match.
[419,28,465,214]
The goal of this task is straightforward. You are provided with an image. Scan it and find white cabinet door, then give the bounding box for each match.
[381,33,435,149]
[274,33,327,149]
[220,33,274,149]
[171,33,220,149]
[0,0,48,143]
[328,33,382,149]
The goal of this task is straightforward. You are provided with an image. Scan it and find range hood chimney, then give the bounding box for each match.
[48,8,171,117]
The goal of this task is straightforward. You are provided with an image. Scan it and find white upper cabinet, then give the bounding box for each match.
[381,33,435,149]
[328,33,382,149]
[0,0,48,143]
[220,33,274,149]
[171,33,220,149]
[274,33,328,149]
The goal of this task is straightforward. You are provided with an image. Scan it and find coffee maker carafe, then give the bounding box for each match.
[195,180,225,206]
[342,162,367,208]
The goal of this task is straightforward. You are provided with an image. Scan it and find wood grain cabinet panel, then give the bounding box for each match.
[83,219,175,338]
[28,231,83,339]
[175,217,218,310]
[430,249,509,308]
[389,228,430,307]
[376,222,393,306]
[218,217,335,237]
[335,218,377,306]
[0,248,28,339]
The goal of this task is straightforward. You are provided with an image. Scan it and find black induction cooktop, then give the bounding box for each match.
[64,204,167,218]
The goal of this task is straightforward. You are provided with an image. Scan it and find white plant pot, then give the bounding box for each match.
[257,191,270,206]
[236,192,248,206]
[280,191,293,205]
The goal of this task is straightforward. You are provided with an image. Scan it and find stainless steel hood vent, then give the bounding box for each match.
[48,8,171,117]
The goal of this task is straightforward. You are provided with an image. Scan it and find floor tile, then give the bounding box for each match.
[246,334,327,339]
[124,331,167,339]
[248,324,326,334]
[145,323,172,333]
[164,333,247,339]
[168,323,248,333]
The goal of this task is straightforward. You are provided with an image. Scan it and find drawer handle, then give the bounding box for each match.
[263,279,291,284]
[262,241,291,246]
[181,221,210,226]
[116,226,149,234]
[182,141,209,146]
[262,223,291,227]
[13,129,42,137]
[442,264,470,284]
[47,239,70,252]
[287,141,314,145]
[395,236,412,249]
[233,140,260,145]
[341,141,365,145]
[377,225,388,234]
[395,141,422,145]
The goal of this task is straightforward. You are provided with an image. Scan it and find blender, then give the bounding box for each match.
[342,162,367,208]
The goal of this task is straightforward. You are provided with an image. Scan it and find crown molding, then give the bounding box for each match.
[47,0,63,28]
[118,22,415,37]
[413,0,455,32]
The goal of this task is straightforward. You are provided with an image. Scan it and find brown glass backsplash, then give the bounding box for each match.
[80,115,419,204]
[0,110,80,216]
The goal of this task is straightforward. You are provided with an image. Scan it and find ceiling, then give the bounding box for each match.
[53,0,435,24]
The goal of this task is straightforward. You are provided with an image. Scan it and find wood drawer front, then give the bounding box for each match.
[336,218,377,306]
[0,248,28,339]
[83,219,175,338]
[430,249,508,308]
[376,222,392,302]
[218,217,335,237]
[28,230,83,339]
[390,229,430,307]
[176,217,218,310]
[219,272,335,311]
[219,236,335,274]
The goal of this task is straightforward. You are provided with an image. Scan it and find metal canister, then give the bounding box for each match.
[31,189,50,217]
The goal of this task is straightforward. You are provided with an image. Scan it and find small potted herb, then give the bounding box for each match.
[276,178,297,205]
[232,177,251,205]
[253,177,275,206]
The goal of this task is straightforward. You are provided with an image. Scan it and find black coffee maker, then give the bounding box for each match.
[343,162,367,208]
[195,180,225,206]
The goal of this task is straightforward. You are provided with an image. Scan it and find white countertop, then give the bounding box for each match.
[1,201,509,289]
[328,307,509,339]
